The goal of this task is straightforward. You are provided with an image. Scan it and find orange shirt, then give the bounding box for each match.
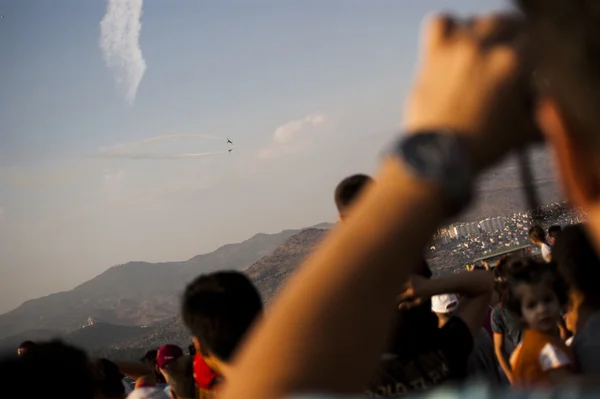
[510,329,575,386]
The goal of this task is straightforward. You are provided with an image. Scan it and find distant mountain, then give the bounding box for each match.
[246,228,329,302]
[93,228,331,360]
[0,320,150,354]
[0,228,305,339]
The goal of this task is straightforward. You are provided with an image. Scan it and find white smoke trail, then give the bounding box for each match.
[100,0,146,105]
[102,134,223,152]
[93,151,226,160]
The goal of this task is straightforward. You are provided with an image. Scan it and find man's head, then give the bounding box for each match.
[548,225,562,245]
[182,271,263,369]
[140,349,165,384]
[157,344,184,373]
[431,293,459,327]
[553,224,600,309]
[93,358,126,399]
[516,0,600,252]
[17,340,35,356]
[162,356,195,399]
[528,225,546,245]
[334,174,373,220]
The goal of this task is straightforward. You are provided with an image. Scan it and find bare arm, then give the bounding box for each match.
[113,361,152,379]
[493,333,512,382]
[417,271,493,338]
[221,14,530,399]
[223,159,445,398]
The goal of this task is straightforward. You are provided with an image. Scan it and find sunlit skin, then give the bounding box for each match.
[515,282,562,336]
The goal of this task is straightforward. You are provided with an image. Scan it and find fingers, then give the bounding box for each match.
[422,13,524,49]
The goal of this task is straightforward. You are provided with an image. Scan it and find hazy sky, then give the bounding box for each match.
[0,0,509,313]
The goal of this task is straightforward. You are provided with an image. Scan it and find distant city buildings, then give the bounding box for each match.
[429,201,586,274]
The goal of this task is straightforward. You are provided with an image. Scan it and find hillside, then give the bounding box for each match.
[247,228,329,302]
[0,228,303,339]
[94,228,331,359]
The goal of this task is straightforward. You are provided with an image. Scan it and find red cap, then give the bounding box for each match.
[156,344,184,369]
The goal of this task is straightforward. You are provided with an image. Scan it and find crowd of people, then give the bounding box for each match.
[7,2,600,398]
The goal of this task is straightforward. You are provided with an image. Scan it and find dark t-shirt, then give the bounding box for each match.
[366,317,474,397]
[491,305,523,357]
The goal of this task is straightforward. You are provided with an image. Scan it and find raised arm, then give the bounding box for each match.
[221,14,533,399]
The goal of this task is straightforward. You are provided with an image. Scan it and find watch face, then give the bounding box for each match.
[397,131,473,217]
[402,133,453,177]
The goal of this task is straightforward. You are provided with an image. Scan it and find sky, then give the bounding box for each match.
[0,0,510,313]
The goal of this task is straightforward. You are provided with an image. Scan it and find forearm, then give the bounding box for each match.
[421,270,494,298]
[222,159,446,398]
[495,347,512,381]
[114,361,152,379]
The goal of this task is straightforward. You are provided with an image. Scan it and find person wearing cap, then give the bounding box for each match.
[431,293,504,385]
[431,293,459,327]
[156,344,184,396]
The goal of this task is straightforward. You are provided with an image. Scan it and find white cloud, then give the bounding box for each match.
[258,113,328,159]
[100,0,146,105]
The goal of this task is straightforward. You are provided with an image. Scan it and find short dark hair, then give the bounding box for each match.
[548,225,562,239]
[182,271,263,362]
[1,340,94,399]
[528,225,546,242]
[516,0,600,149]
[334,174,373,214]
[187,344,196,356]
[552,224,600,307]
[139,348,165,384]
[163,356,195,399]
[504,257,568,317]
[93,358,125,399]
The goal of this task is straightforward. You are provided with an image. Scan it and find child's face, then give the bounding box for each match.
[515,281,561,333]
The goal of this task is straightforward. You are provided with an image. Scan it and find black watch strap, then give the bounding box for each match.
[390,131,474,218]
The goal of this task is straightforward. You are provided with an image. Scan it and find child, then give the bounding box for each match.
[504,257,575,386]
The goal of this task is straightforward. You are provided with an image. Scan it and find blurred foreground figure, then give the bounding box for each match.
[1,340,94,399]
[220,2,600,397]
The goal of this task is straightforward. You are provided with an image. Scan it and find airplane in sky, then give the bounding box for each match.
[227,138,233,145]
[229,148,233,153]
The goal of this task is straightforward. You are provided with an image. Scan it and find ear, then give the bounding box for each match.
[192,336,201,354]
[536,98,600,208]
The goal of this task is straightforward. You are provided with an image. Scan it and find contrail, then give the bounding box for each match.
[93,151,226,160]
[102,134,223,152]
[100,0,146,105]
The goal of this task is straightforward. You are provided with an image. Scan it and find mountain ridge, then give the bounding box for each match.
[0,223,334,339]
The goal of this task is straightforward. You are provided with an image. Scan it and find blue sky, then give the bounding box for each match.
[0,0,509,312]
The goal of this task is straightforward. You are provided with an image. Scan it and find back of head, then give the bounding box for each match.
[182,271,264,362]
[140,348,165,384]
[334,174,373,217]
[548,225,562,240]
[553,223,600,307]
[516,0,600,149]
[2,340,94,399]
[17,340,36,356]
[528,225,546,243]
[503,257,568,317]
[93,358,126,399]
[163,356,195,399]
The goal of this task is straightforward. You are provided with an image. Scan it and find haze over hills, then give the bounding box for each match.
[94,228,331,360]
[0,147,562,356]
[0,227,311,340]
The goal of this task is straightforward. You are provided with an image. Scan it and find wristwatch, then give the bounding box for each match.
[389,131,474,218]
